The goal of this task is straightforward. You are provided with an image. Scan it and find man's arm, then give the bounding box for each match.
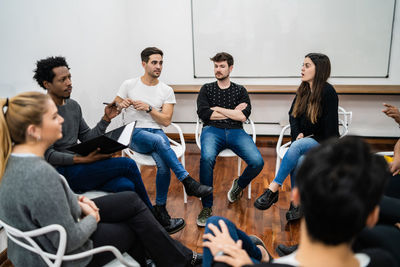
[210,105,247,122]
[210,111,228,120]
[210,87,251,122]
[115,95,174,126]
[135,101,174,127]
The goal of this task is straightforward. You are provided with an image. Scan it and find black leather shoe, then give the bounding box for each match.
[286,202,303,222]
[249,235,273,262]
[254,189,279,210]
[191,252,203,266]
[275,244,298,257]
[182,175,213,198]
[152,204,185,234]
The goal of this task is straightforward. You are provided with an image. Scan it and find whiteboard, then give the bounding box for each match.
[192,0,396,78]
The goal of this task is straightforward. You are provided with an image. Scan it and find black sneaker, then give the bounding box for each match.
[227,178,244,203]
[275,244,298,257]
[286,202,303,222]
[152,204,185,234]
[182,175,213,198]
[254,189,279,210]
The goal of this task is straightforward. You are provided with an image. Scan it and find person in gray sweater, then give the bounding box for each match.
[0,92,201,266]
[33,56,184,234]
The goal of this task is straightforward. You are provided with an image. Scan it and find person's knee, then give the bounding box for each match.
[116,191,140,203]
[205,216,225,228]
[114,179,136,192]
[248,155,264,170]
[201,148,217,165]
[152,134,169,150]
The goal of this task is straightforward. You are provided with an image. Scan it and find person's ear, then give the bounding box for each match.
[366,206,380,228]
[229,65,233,73]
[292,187,300,206]
[43,80,51,90]
[26,124,42,142]
[142,61,146,68]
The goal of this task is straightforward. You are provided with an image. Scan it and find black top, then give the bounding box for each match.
[197,81,251,129]
[289,83,339,143]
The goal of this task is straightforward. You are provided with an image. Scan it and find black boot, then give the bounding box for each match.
[285,202,303,222]
[182,175,213,198]
[275,244,298,256]
[152,204,185,234]
[254,189,279,210]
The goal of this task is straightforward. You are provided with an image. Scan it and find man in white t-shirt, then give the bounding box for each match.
[114,47,212,234]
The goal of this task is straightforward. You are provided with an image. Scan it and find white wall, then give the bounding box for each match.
[1,0,399,137]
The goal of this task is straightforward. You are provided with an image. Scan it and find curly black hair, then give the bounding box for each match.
[33,56,70,89]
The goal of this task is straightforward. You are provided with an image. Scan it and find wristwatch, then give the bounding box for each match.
[146,105,152,113]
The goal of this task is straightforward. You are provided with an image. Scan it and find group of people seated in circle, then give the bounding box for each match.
[0,47,399,266]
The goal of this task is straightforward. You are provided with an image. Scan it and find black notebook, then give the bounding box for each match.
[67,121,136,156]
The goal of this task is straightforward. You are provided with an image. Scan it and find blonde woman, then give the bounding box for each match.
[0,92,200,267]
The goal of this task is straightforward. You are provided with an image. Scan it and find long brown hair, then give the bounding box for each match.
[291,53,331,123]
[0,92,50,179]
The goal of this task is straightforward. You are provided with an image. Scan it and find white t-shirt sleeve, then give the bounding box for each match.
[117,80,130,99]
[164,85,176,104]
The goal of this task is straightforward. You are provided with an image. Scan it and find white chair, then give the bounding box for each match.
[275,106,353,176]
[195,118,256,199]
[0,219,139,267]
[122,122,188,203]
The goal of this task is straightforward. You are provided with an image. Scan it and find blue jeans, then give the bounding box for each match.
[130,128,189,205]
[56,157,153,209]
[203,216,262,267]
[200,126,264,207]
[273,137,319,187]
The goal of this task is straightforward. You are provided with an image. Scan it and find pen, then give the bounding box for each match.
[103,102,117,107]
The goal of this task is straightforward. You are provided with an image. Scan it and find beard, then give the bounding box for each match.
[215,73,229,81]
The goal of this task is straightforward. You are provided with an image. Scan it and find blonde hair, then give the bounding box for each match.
[0,92,50,179]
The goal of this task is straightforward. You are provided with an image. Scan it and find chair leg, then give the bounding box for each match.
[237,157,241,177]
[181,155,187,204]
[237,158,251,199]
[275,157,281,176]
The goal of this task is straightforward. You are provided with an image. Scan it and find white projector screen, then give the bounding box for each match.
[192,0,396,78]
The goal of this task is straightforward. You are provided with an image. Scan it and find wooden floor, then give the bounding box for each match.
[139,143,299,258]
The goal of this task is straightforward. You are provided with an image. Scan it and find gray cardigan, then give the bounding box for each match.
[0,155,97,267]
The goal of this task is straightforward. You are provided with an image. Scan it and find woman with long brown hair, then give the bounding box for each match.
[254,53,339,220]
[0,92,200,267]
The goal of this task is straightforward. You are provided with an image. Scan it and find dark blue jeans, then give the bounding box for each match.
[203,216,262,267]
[200,126,264,207]
[130,128,189,205]
[56,157,153,209]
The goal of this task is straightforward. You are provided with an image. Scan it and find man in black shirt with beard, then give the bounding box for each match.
[196,52,264,227]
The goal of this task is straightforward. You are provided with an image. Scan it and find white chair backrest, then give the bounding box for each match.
[338,106,352,137]
[276,106,352,159]
[0,219,137,267]
[0,175,138,267]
